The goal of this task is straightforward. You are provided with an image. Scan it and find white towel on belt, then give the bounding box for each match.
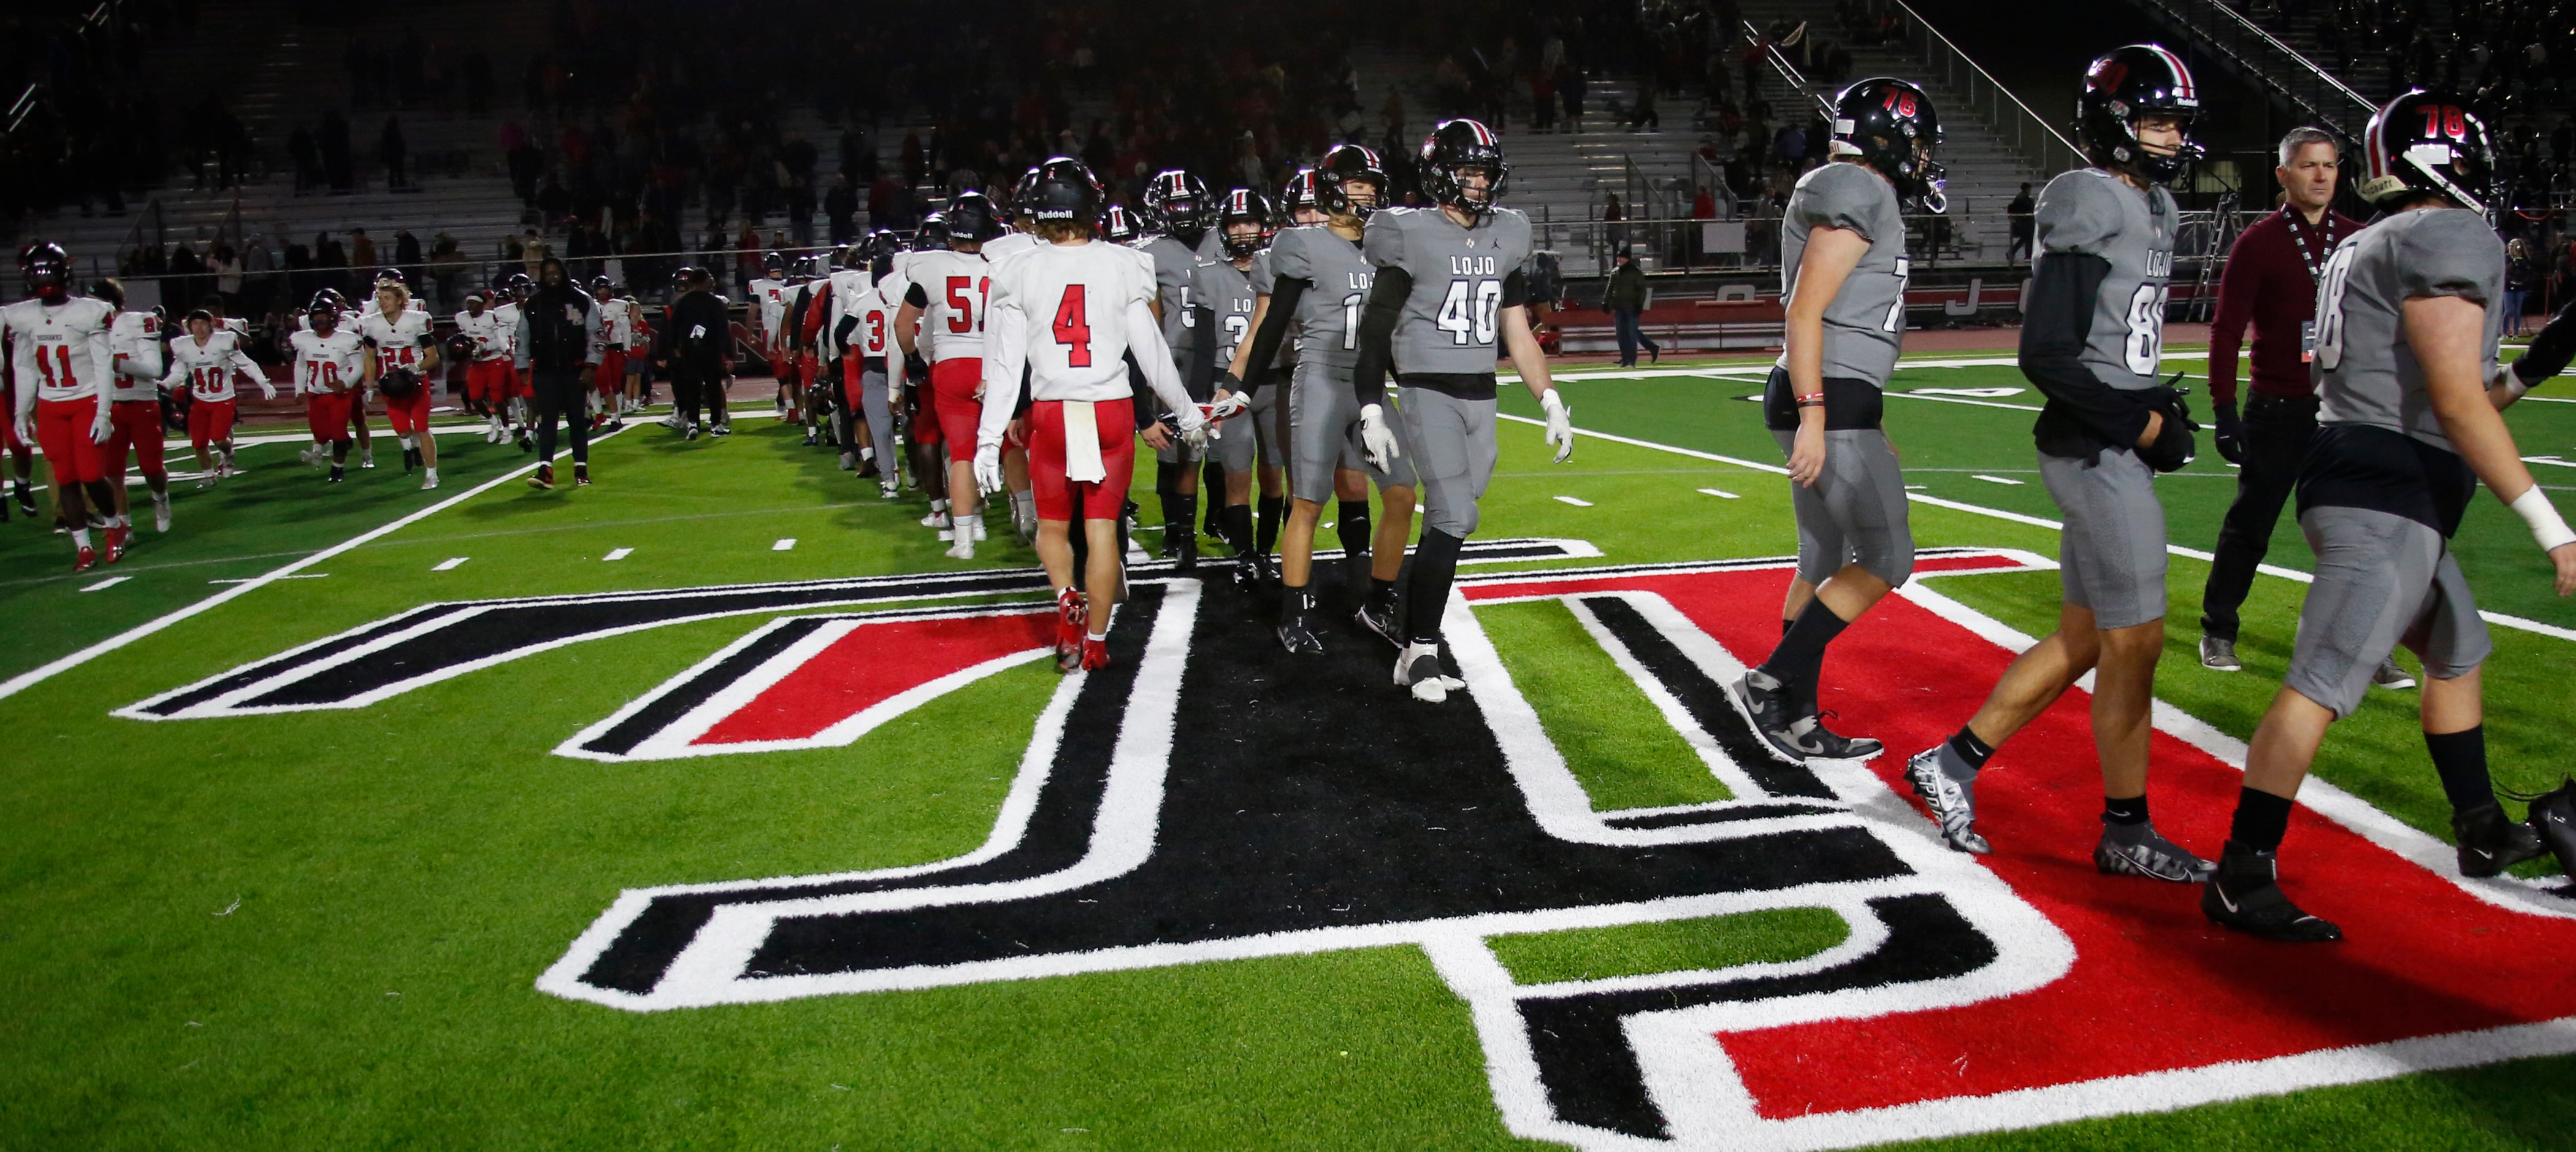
[1063,400,1105,483]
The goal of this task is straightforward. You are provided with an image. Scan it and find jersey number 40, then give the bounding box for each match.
[1437,278,1504,346]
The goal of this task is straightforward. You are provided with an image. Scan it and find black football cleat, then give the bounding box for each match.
[2202,842,2342,942]
[527,463,554,491]
[1174,529,1198,573]
[1277,585,1324,655]
[2453,802,2547,878]
[1355,584,1402,648]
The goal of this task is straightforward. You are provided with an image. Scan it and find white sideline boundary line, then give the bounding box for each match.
[1498,414,2576,646]
[0,423,635,704]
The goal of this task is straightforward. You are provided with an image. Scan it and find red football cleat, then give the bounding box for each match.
[1054,588,1088,669]
[73,544,97,572]
[1079,637,1110,670]
[104,524,129,564]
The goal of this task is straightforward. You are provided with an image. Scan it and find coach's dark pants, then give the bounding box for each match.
[1613,308,1657,367]
[670,361,723,428]
[532,368,591,466]
[2201,393,2318,642]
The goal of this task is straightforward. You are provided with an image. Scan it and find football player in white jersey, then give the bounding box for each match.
[161,308,274,482]
[587,277,628,428]
[979,171,1045,540]
[357,271,442,488]
[291,294,372,483]
[748,252,795,415]
[975,158,1207,671]
[94,280,172,543]
[456,291,514,441]
[6,243,121,568]
[898,193,1004,559]
[491,273,534,447]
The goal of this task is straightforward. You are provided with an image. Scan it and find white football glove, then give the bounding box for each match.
[1358,403,1402,470]
[90,409,114,444]
[11,417,31,450]
[972,442,1006,496]
[1176,410,1212,453]
[1540,387,1573,464]
[1204,390,1250,422]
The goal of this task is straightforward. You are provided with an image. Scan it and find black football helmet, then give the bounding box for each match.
[1315,144,1387,220]
[1420,119,1510,217]
[316,286,350,312]
[2077,44,2204,185]
[1830,77,1947,211]
[946,192,1004,244]
[2360,89,2498,216]
[590,274,616,294]
[18,241,72,302]
[1009,165,1044,219]
[501,274,533,300]
[85,278,123,309]
[1215,188,1274,258]
[373,267,407,290]
[911,213,950,253]
[1102,203,1144,244]
[670,265,698,291]
[762,250,787,277]
[1277,168,1324,223]
[1024,156,1106,225]
[307,293,342,331]
[1143,170,1212,245]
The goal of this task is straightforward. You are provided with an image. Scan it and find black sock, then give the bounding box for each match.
[1405,527,1466,643]
[2229,786,2295,854]
[1782,616,1795,637]
[1337,499,1371,558]
[2103,794,2149,826]
[1201,462,1224,534]
[1759,598,1849,707]
[1170,493,1197,542]
[1948,726,1997,771]
[1280,580,1314,620]
[2425,726,2494,814]
[1155,462,1183,529]
[1256,494,1284,555]
[1220,503,1254,554]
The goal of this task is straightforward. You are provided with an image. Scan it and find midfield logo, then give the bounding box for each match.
[120,547,2576,1150]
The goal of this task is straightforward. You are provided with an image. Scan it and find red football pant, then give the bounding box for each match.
[189,397,238,450]
[514,368,534,399]
[1028,397,1137,521]
[769,355,793,384]
[383,385,434,436]
[306,391,355,442]
[36,394,108,483]
[467,360,514,405]
[596,350,627,396]
[103,399,167,480]
[931,358,983,452]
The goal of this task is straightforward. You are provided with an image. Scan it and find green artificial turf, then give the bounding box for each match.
[1487,908,1849,985]
[1475,597,1732,810]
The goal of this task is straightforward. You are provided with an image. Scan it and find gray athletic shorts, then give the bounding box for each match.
[2287,505,2491,718]
[1207,397,1256,472]
[1291,358,1415,504]
[1399,385,1498,538]
[2038,448,2168,629]
[1771,427,1914,586]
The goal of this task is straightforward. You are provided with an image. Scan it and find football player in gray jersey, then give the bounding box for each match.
[2201,91,2572,942]
[1137,170,1215,566]
[1234,145,1424,655]
[1906,46,2212,882]
[1730,78,1941,769]
[1354,119,1576,702]
[1187,189,1274,585]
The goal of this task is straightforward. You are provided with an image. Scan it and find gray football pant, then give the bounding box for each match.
[1398,386,1497,538]
[1291,358,1415,503]
[1770,427,1914,586]
[2038,448,2168,630]
[2287,505,2490,719]
[860,369,893,472]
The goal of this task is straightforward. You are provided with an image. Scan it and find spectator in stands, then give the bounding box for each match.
[825,175,858,244]
[315,232,350,298]
[210,239,243,308]
[1604,249,1659,367]
[2006,183,2036,265]
[2506,238,2534,336]
[351,229,378,277]
[381,117,408,191]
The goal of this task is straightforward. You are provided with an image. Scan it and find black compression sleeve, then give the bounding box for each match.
[1242,277,1306,392]
[904,282,928,309]
[1504,268,1528,306]
[2020,252,2153,450]
[1353,266,1412,407]
[2514,299,2576,387]
[1187,305,1218,397]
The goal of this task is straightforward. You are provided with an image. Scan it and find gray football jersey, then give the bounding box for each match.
[1191,256,1259,369]
[1247,248,1275,296]
[1363,205,1535,375]
[2035,168,2177,391]
[1137,234,1199,361]
[1774,161,1909,386]
[2314,207,2504,452]
[1267,225,1374,373]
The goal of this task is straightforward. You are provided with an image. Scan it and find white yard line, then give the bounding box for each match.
[1970,474,2025,486]
[1554,496,1594,507]
[79,576,129,592]
[433,556,470,571]
[1885,391,2045,412]
[0,423,635,704]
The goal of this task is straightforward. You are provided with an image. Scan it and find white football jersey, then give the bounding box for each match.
[749,277,792,347]
[356,307,436,375]
[163,330,268,403]
[456,308,511,361]
[857,282,898,359]
[107,309,167,402]
[876,253,925,362]
[982,231,1041,263]
[985,239,1165,397]
[827,267,873,356]
[906,248,991,363]
[2,296,117,401]
[289,327,368,394]
[490,302,523,358]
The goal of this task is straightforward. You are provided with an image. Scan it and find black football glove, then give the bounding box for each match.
[2138,380,2197,473]
[2212,399,2245,465]
[903,351,930,383]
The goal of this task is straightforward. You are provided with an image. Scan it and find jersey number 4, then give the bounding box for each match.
[1437,278,1502,346]
[1053,285,1093,367]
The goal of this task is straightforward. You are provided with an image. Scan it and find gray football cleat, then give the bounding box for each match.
[2199,635,2241,672]
[1729,669,1806,764]
[2095,819,2217,882]
[2371,658,2416,690]
[1905,745,1990,854]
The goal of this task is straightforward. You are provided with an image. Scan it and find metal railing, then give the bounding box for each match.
[1737,20,1840,121]
[1878,0,2087,177]
[2120,0,2378,137]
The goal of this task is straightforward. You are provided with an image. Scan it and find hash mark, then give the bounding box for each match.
[214,897,240,916]
[1970,475,2024,486]
[773,538,797,551]
[432,557,468,571]
[1554,495,1594,507]
[603,547,632,561]
[1695,488,1738,499]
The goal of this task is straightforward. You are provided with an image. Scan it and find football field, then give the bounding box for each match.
[4,350,2574,1150]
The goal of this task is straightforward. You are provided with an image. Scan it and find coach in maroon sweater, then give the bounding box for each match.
[2196,128,2406,686]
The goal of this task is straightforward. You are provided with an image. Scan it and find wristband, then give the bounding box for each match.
[2491,361,2531,402]
[2510,485,2576,552]
[1795,390,1825,409]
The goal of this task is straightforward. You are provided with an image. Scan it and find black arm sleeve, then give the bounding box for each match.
[1125,352,1156,430]
[1187,304,1218,398]
[1242,277,1307,393]
[904,283,928,309]
[1352,266,1413,407]
[1504,268,1529,307]
[833,313,860,351]
[2513,299,2576,388]
[2020,252,2154,455]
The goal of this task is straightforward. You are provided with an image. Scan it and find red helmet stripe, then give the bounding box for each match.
[2147,45,2196,99]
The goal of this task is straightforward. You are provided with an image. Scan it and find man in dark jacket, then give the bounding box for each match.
[513,256,603,487]
[1603,250,1657,367]
[655,266,735,439]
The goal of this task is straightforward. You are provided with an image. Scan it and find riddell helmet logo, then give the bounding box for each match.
[118,549,2576,1150]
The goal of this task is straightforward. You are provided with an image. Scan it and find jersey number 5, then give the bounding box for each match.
[1053,285,1093,368]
